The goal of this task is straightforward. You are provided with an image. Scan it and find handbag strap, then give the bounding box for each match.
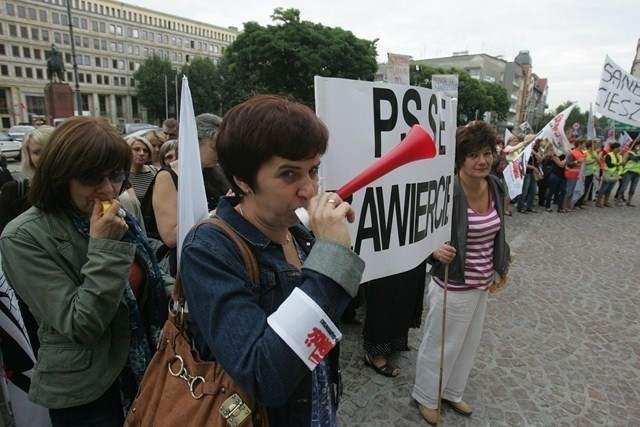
[172,217,260,302]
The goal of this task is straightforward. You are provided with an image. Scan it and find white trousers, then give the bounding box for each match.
[412,279,488,409]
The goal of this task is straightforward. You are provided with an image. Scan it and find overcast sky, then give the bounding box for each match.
[129,0,638,113]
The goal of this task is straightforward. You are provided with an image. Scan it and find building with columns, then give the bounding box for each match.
[0,0,239,128]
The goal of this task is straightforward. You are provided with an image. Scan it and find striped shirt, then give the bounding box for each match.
[129,166,157,201]
[434,195,501,292]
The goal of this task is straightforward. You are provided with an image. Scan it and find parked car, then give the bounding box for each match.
[123,126,161,140]
[117,123,156,135]
[7,125,35,142]
[0,131,22,161]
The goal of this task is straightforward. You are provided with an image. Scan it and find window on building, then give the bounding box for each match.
[142,30,147,40]
[0,45,5,56]
[113,77,119,86]
[110,42,116,52]
[5,4,15,16]
[34,49,41,60]
[156,33,162,43]
[26,96,46,115]
[22,47,30,58]
[82,36,89,48]
[133,45,139,55]
[17,5,25,18]
[97,74,102,84]
[95,57,101,67]
[98,95,107,115]
[116,25,122,36]
[78,73,84,83]
[64,53,71,63]
[149,31,154,41]
[92,20,98,31]
[61,14,68,26]
[36,68,43,79]
[63,33,70,45]
[83,54,90,65]
[103,76,109,85]
[73,17,79,27]
[52,12,60,24]
[99,22,106,33]
[25,67,33,78]
[11,46,20,57]
[117,42,123,53]
[40,10,47,22]
[93,38,100,49]
[109,24,115,34]
[67,72,73,81]
[42,29,49,41]
[15,66,23,77]
[20,26,28,38]
[9,25,17,37]
[28,8,36,19]
[81,18,88,30]
[0,65,8,76]
[120,77,126,86]
[143,47,148,57]
[54,32,62,44]
[81,94,89,111]
[31,28,39,40]
[100,39,107,50]
[116,96,124,116]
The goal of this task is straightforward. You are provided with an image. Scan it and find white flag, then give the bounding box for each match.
[502,136,538,200]
[540,104,575,155]
[618,131,634,155]
[177,76,208,264]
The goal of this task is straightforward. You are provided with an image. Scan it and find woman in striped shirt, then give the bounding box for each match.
[413,121,511,425]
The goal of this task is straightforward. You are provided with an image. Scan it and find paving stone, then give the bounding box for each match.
[338,206,639,426]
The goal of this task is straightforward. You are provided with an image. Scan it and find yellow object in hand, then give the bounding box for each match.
[101,200,111,213]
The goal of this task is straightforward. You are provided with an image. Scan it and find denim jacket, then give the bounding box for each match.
[428,174,511,283]
[180,197,365,425]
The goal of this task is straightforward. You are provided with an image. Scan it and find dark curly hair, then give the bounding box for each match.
[454,121,497,169]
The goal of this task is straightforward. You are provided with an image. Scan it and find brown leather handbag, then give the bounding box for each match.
[124,218,269,427]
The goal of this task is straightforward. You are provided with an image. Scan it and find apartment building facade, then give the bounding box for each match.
[0,0,239,128]
[413,51,547,132]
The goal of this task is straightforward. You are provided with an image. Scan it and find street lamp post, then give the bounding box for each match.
[66,0,82,115]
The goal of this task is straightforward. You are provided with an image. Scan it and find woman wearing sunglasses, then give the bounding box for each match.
[0,117,168,426]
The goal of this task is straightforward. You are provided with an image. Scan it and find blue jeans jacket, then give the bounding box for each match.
[180,197,364,425]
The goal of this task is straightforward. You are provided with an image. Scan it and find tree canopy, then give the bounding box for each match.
[217,8,378,109]
[409,63,510,125]
[180,56,221,115]
[133,55,176,122]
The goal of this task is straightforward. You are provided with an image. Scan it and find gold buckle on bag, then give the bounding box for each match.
[219,393,251,426]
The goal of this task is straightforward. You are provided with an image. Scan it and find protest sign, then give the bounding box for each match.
[386,53,411,85]
[431,74,459,99]
[595,56,640,127]
[315,77,456,282]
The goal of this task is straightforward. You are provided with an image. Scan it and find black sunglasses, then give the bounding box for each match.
[77,171,130,187]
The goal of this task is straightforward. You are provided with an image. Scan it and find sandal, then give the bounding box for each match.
[545,208,553,212]
[505,210,513,216]
[364,354,399,377]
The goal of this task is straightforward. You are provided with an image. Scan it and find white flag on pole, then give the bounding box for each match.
[540,104,575,155]
[177,76,208,265]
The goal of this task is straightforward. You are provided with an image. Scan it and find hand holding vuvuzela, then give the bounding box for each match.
[306,192,354,248]
[297,124,438,229]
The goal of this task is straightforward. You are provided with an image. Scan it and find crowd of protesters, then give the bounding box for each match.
[492,134,640,215]
[0,109,637,427]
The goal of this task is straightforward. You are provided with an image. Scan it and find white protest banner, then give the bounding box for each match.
[431,74,458,99]
[540,104,575,154]
[618,131,633,155]
[595,56,640,127]
[387,53,411,85]
[572,163,586,204]
[586,103,596,140]
[504,128,514,143]
[503,138,536,200]
[315,77,456,282]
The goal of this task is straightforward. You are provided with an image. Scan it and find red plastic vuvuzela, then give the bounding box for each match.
[335,125,437,199]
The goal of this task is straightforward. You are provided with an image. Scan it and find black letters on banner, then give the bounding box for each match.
[353,176,451,254]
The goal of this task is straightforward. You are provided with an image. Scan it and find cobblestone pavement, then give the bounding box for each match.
[337,202,640,426]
